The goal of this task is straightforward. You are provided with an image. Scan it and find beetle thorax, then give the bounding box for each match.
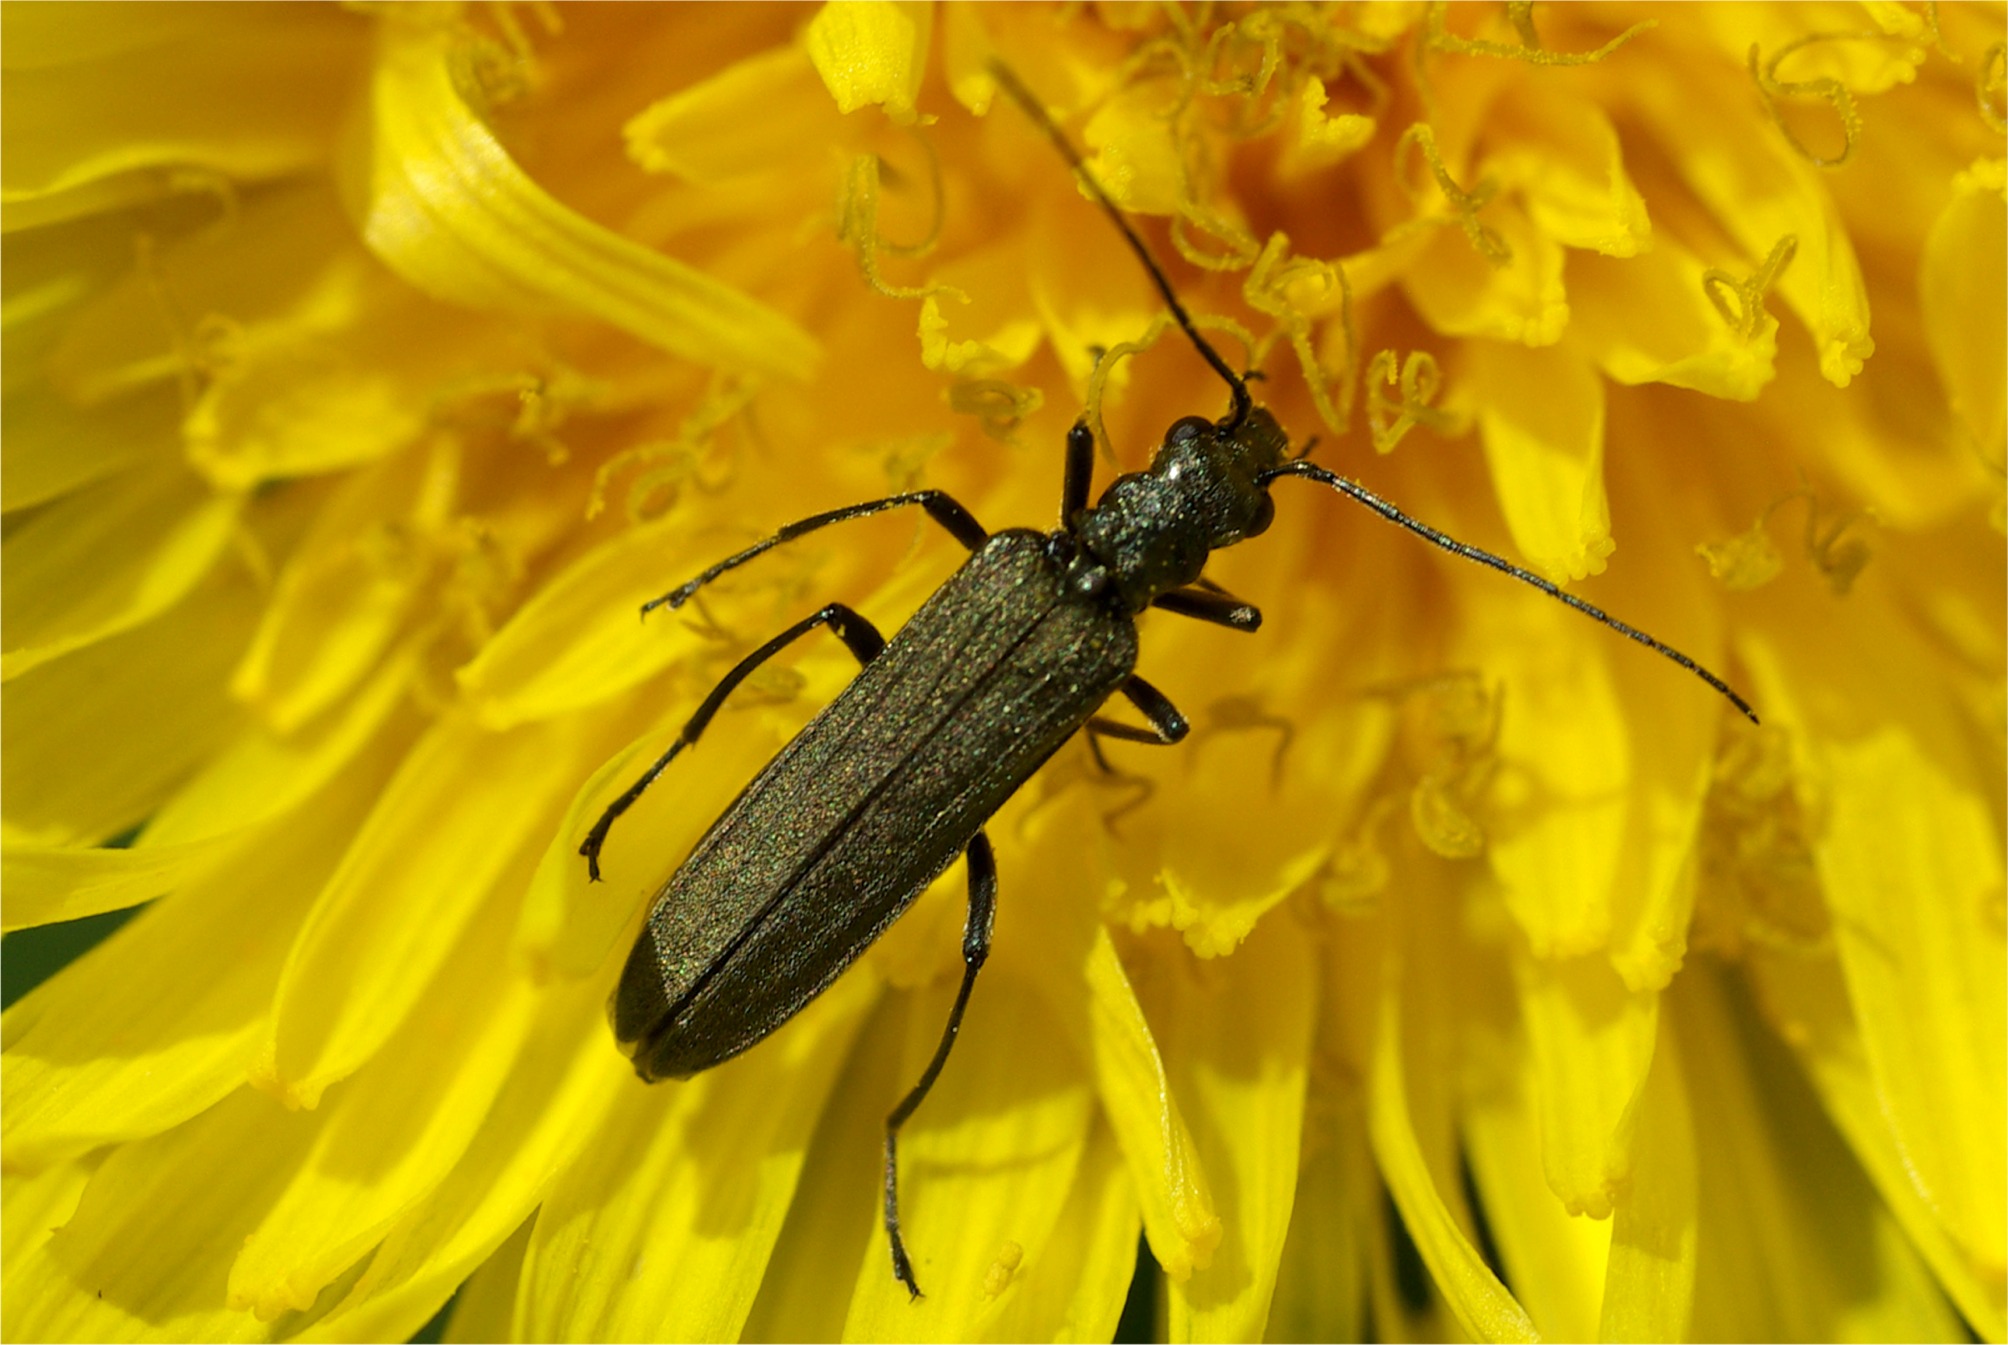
[1069,408,1290,612]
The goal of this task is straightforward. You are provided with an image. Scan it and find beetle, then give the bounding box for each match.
[579,60,1757,1299]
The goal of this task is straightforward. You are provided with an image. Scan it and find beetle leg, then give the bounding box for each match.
[579,602,887,881]
[1080,674,1191,828]
[1085,675,1190,763]
[645,491,989,615]
[1108,673,1191,743]
[883,828,997,1299]
[1150,584,1263,631]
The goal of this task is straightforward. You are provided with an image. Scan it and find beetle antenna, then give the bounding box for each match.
[1260,460,1760,724]
[988,59,1253,434]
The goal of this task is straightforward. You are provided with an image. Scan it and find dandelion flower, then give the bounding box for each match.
[4,3,2003,1342]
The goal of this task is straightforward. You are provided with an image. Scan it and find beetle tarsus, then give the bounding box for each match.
[884,1127,925,1298]
[889,1229,923,1300]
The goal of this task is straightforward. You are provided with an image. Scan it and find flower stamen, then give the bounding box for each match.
[1747,33,1887,169]
[1082,312,1259,466]
[1697,485,1878,595]
[588,374,752,523]
[838,153,965,303]
[947,380,1043,444]
[1365,348,1459,454]
[1696,724,1834,959]
[1394,123,1510,266]
[1702,234,1797,340]
[1319,794,1397,913]
[485,0,561,71]
[1423,1,1655,68]
[1243,233,1356,433]
[1979,41,2007,133]
[1171,207,1262,272]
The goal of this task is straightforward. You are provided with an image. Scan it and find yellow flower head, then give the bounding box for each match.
[4,3,2003,1341]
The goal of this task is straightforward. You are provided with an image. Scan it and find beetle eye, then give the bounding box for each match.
[1246,492,1276,538]
[1167,416,1210,444]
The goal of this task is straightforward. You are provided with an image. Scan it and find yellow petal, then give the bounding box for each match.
[0,5,362,225]
[1467,590,1628,957]
[742,992,907,1343]
[296,978,623,1343]
[180,265,446,491]
[40,179,355,409]
[1082,86,1187,217]
[228,914,542,1319]
[1592,446,1724,992]
[0,1160,91,1339]
[1262,1064,1369,1342]
[519,968,876,1341]
[1598,1008,1697,1343]
[355,25,817,381]
[0,383,176,513]
[20,1088,323,1342]
[1109,541,1397,956]
[626,46,838,185]
[1401,202,1570,348]
[1750,950,2008,1340]
[1,657,408,930]
[842,968,1096,1340]
[1682,4,1928,96]
[916,246,1044,377]
[1154,914,1316,1343]
[1734,587,2007,1336]
[1027,192,1159,395]
[1512,952,1659,1220]
[1000,799,1225,1306]
[1571,240,1781,400]
[1748,340,1986,532]
[454,515,716,729]
[938,0,999,115]
[1458,947,1612,1342]
[1125,724,1343,959]
[804,0,932,124]
[0,464,237,682]
[972,1118,1142,1342]
[255,717,579,1106]
[1625,52,1874,385]
[1085,928,1221,1282]
[2,573,254,849]
[145,650,413,848]
[438,1218,531,1345]
[231,446,449,732]
[3,741,391,1169]
[2,1157,92,1262]
[1919,158,2006,460]
[1490,96,1650,258]
[517,698,793,983]
[2,840,211,932]
[1469,340,1613,583]
[1675,966,1967,1343]
[1367,926,1537,1342]
[1278,78,1376,179]
[1815,727,2007,1280]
